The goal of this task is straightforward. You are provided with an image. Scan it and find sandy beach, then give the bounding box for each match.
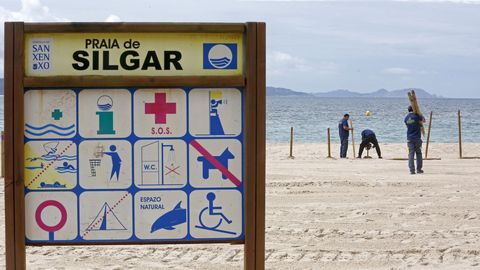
[1,143,480,269]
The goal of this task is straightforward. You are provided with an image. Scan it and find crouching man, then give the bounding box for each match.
[358,129,382,159]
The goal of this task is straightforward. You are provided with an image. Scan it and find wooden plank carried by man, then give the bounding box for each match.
[407,90,425,137]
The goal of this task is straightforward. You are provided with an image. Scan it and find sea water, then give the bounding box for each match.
[1,95,478,143]
[267,96,480,143]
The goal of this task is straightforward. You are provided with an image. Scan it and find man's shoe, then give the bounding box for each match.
[417,169,424,174]
[357,156,362,159]
[379,156,383,159]
[410,171,416,175]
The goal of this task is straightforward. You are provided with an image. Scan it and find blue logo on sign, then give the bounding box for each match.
[203,43,237,69]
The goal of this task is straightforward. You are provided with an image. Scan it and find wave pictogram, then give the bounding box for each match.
[56,168,76,174]
[25,123,75,137]
[209,57,231,67]
[43,154,76,161]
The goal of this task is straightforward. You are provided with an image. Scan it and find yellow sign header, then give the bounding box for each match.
[25,33,243,77]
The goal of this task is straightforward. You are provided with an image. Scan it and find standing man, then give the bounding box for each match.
[338,114,353,158]
[358,129,382,158]
[405,106,425,174]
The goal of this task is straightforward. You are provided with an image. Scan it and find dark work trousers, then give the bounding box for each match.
[358,135,382,158]
[340,136,349,158]
[408,139,423,173]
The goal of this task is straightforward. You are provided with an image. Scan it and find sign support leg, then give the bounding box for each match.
[4,22,17,270]
[13,21,27,270]
[5,21,27,270]
[244,22,266,270]
[255,22,266,270]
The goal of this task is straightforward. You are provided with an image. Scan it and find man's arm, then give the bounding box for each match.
[343,121,352,131]
[413,114,425,125]
[420,115,426,123]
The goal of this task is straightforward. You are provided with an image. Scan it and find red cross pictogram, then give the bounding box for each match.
[144,93,177,124]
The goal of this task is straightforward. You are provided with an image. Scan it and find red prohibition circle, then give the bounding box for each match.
[35,200,68,232]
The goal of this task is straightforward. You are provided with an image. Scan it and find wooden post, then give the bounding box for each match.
[245,22,266,270]
[4,22,17,270]
[4,21,27,270]
[425,111,433,159]
[350,119,356,158]
[365,148,372,159]
[14,22,26,270]
[458,110,463,159]
[1,131,4,178]
[289,127,294,159]
[327,128,332,158]
[254,22,266,270]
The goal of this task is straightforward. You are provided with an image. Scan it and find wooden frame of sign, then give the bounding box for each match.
[4,22,265,270]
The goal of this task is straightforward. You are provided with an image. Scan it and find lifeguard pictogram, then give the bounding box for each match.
[189,88,242,137]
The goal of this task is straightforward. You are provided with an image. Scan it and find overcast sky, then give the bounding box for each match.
[1,0,480,98]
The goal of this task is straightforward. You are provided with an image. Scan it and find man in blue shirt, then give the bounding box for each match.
[338,114,353,158]
[358,129,382,158]
[404,106,425,174]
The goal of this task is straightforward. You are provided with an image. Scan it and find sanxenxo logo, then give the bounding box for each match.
[203,43,237,70]
[30,39,53,73]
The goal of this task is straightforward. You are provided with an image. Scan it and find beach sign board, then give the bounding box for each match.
[23,88,244,242]
[4,22,265,270]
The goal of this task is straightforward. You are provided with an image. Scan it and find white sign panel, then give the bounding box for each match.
[79,89,132,138]
[25,191,77,241]
[24,88,244,244]
[24,90,76,139]
[134,89,187,138]
[189,88,242,137]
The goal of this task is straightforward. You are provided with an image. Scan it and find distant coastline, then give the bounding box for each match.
[0,77,455,99]
[267,86,441,99]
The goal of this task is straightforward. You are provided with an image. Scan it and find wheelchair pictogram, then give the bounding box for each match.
[195,192,236,235]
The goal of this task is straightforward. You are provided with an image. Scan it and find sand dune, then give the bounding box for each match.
[1,143,480,269]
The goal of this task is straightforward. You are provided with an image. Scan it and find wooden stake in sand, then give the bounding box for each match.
[327,128,332,158]
[425,111,433,159]
[289,127,294,159]
[350,119,356,158]
[458,110,463,159]
[1,131,3,178]
[456,110,480,160]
